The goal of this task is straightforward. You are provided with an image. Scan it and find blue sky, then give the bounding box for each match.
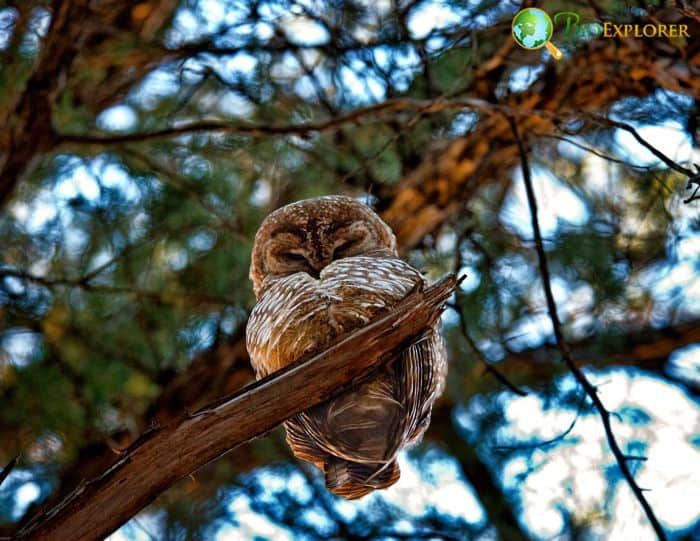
[1,0,699,539]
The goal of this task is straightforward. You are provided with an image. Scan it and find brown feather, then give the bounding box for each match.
[246,196,446,499]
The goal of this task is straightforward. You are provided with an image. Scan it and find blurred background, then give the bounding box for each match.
[0,0,698,539]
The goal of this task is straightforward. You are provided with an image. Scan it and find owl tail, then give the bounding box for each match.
[324,457,401,499]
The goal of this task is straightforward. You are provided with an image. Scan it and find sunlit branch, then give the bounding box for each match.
[507,114,669,541]
[673,1,700,22]
[14,275,458,541]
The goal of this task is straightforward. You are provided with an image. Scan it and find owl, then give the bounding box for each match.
[246,195,446,499]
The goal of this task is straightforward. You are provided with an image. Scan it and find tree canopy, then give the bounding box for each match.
[0,0,699,540]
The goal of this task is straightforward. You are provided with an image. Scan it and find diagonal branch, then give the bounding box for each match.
[14,275,458,541]
[0,456,18,489]
[448,302,527,397]
[507,115,668,541]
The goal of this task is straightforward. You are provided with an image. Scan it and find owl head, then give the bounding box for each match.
[250,195,397,297]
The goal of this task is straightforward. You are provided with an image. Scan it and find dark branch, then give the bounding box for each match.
[448,302,527,397]
[0,268,235,307]
[507,115,668,541]
[55,98,487,146]
[494,391,587,451]
[0,456,18,489]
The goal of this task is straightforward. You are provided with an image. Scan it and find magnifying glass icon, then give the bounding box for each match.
[512,8,563,60]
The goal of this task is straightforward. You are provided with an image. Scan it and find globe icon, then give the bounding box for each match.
[512,8,563,59]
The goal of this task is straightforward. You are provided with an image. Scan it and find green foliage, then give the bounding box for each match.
[0,0,698,539]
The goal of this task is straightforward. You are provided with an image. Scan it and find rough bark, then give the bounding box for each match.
[15,276,457,541]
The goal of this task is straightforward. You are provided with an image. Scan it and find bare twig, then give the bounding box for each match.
[589,115,695,177]
[0,268,235,307]
[448,302,527,397]
[0,456,18,489]
[494,391,587,451]
[535,132,652,171]
[55,98,490,146]
[507,115,668,541]
[16,275,458,541]
[451,226,526,396]
[682,165,700,204]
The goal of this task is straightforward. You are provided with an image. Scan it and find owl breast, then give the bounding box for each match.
[246,252,446,499]
[247,255,421,375]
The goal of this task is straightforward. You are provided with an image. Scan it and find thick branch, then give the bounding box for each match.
[0,0,89,209]
[379,33,699,250]
[11,314,697,536]
[15,275,457,541]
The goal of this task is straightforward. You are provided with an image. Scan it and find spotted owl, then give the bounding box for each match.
[246,195,446,499]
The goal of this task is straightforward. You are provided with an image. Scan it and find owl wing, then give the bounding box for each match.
[395,328,446,446]
[246,254,446,497]
[246,271,328,378]
[287,326,444,499]
[293,327,444,459]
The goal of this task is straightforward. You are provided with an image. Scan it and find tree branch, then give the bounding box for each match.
[55,98,491,146]
[14,275,458,541]
[0,0,89,209]
[448,302,527,397]
[0,456,18,489]
[0,268,235,307]
[507,115,668,541]
[498,317,700,396]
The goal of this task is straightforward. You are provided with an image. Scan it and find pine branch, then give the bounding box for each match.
[14,275,458,541]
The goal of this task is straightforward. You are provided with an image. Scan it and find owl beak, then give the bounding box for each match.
[308,256,328,279]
